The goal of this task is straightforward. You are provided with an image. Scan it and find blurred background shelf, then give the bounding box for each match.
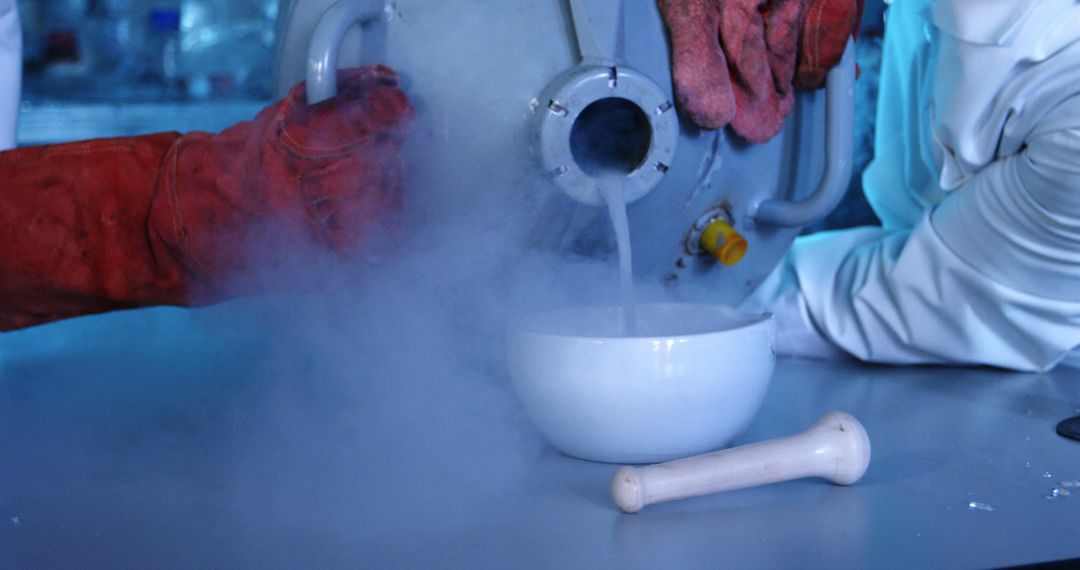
[14,0,277,143]
[17,99,268,145]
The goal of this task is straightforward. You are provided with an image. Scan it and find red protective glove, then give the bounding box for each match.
[658,0,862,143]
[0,65,414,331]
[793,0,864,89]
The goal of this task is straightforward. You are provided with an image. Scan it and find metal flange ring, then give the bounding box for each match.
[532,65,679,206]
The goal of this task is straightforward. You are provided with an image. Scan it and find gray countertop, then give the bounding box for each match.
[0,304,1078,568]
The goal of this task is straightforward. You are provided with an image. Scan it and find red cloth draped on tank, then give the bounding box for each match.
[0,65,414,331]
[658,0,863,142]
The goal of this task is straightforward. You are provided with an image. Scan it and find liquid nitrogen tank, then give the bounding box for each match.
[273,0,854,305]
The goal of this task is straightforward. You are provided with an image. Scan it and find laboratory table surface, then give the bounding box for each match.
[0,306,1078,569]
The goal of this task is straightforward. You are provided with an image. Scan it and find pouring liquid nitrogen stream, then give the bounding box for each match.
[598,181,637,336]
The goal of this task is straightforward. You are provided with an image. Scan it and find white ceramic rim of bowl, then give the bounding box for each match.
[509,302,774,341]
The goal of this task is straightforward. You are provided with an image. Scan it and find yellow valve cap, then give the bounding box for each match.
[700,220,748,266]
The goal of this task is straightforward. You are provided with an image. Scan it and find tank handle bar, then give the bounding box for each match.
[751,38,855,228]
[306,0,386,105]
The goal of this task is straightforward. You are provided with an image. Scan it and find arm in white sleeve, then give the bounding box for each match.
[745,97,1080,372]
[0,0,20,151]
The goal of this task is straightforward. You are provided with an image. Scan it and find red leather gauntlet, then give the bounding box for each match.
[659,0,862,142]
[0,65,413,331]
[793,0,864,89]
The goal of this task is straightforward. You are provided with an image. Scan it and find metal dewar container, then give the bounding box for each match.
[273,0,854,305]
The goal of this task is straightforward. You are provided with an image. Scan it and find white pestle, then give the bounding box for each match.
[611,411,871,514]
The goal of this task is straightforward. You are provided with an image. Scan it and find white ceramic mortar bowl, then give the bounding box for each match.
[507,303,776,464]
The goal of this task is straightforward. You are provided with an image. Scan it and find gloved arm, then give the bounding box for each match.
[744,96,1080,372]
[0,65,413,331]
[657,0,862,142]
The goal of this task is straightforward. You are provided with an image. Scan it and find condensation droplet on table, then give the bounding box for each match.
[1045,485,1072,500]
[9,516,20,527]
[1061,480,1080,488]
[968,501,995,512]
[1043,472,1054,479]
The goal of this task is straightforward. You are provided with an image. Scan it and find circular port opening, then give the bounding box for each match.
[570,97,652,177]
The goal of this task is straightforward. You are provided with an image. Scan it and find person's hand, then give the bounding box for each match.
[162,65,414,258]
[792,0,863,90]
[0,65,414,330]
[658,0,861,143]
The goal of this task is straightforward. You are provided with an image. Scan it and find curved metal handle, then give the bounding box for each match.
[306,0,385,105]
[0,0,22,150]
[752,38,855,228]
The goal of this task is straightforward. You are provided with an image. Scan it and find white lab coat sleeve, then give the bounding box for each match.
[0,0,21,150]
[744,96,1080,372]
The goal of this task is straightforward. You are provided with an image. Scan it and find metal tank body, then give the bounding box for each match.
[273,0,853,305]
